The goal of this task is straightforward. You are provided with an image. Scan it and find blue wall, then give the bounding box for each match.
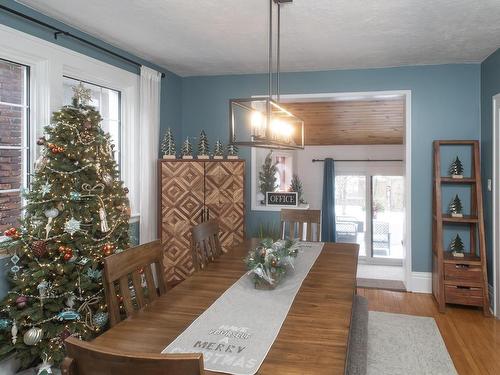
[181,64,481,273]
[481,48,500,282]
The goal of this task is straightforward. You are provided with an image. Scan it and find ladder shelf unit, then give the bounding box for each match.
[432,140,490,315]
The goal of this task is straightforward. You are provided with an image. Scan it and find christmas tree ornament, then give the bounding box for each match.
[0,319,11,330]
[93,312,109,328]
[16,296,28,309]
[10,253,20,277]
[4,227,20,239]
[44,208,59,239]
[213,140,224,159]
[66,294,76,309]
[86,267,102,280]
[23,327,43,346]
[161,128,176,159]
[37,137,46,146]
[449,194,463,218]
[259,150,278,204]
[99,207,110,233]
[449,156,464,179]
[37,280,49,307]
[69,191,81,201]
[11,320,18,344]
[40,181,51,196]
[102,172,113,186]
[56,310,81,321]
[181,137,193,159]
[197,130,210,159]
[63,251,73,261]
[64,217,81,236]
[34,154,48,172]
[289,174,306,204]
[32,240,48,258]
[102,243,115,256]
[450,234,465,258]
[83,120,92,130]
[72,82,92,105]
[123,187,129,194]
[227,144,239,159]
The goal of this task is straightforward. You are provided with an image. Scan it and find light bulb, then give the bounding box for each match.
[251,111,265,130]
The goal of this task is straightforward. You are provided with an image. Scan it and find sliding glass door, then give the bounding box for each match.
[335,167,404,264]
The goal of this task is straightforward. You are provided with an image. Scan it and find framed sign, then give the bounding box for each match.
[266,192,298,207]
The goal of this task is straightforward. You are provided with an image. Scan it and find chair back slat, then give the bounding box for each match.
[61,336,205,375]
[280,209,321,241]
[191,220,223,271]
[103,240,167,326]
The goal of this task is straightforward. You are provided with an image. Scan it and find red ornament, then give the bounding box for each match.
[32,240,47,258]
[4,227,20,239]
[58,245,67,253]
[16,296,28,309]
[63,252,72,261]
[102,243,115,256]
[83,121,92,130]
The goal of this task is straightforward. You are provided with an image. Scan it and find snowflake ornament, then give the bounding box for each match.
[72,83,92,105]
[64,218,81,236]
[40,182,51,197]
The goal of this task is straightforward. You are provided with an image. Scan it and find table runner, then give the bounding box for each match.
[162,242,324,375]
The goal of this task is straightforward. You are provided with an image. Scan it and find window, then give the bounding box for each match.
[0,59,29,233]
[335,165,404,262]
[63,76,121,170]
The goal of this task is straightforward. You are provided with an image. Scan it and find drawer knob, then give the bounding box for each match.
[455,264,470,269]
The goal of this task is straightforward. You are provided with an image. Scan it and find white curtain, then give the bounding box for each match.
[139,66,162,243]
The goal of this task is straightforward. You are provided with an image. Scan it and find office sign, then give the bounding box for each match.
[266,192,298,207]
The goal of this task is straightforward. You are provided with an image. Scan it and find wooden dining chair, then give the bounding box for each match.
[103,240,167,327]
[280,209,321,241]
[191,219,223,271]
[61,336,204,375]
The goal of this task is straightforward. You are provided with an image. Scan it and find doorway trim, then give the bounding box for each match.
[253,90,413,291]
[492,94,500,317]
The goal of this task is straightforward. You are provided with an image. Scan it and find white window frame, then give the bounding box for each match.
[0,24,140,223]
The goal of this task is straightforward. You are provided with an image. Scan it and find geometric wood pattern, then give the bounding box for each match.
[159,160,245,287]
[282,98,405,145]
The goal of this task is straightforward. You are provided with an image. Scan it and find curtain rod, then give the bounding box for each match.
[312,159,403,162]
[0,4,166,78]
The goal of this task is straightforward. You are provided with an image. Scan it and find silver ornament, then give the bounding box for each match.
[93,312,108,328]
[102,173,113,186]
[23,327,43,346]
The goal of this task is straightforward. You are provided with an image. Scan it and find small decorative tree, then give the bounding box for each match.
[227,144,239,159]
[161,128,176,159]
[449,194,463,217]
[197,130,209,159]
[181,137,193,159]
[449,234,465,257]
[259,150,278,204]
[289,174,306,204]
[213,140,224,159]
[449,156,464,178]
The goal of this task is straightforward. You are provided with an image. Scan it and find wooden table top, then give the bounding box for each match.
[91,239,359,374]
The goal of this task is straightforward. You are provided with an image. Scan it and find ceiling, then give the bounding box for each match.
[284,98,405,145]
[16,0,500,77]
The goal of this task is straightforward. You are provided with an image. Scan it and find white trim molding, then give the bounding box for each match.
[410,272,432,293]
[492,93,500,317]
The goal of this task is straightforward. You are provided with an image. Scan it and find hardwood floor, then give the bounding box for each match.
[358,288,500,375]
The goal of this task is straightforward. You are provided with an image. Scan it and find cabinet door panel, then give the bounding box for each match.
[160,161,204,286]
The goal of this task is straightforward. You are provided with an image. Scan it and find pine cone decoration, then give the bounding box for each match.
[32,240,47,258]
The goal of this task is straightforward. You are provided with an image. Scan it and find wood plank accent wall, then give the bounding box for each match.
[283,98,405,145]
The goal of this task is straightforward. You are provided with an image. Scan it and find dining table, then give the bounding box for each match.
[91,239,359,374]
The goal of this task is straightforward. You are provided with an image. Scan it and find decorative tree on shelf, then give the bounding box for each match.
[197,130,209,159]
[227,144,239,159]
[160,128,176,159]
[289,174,306,204]
[449,234,465,257]
[449,156,464,178]
[449,194,463,217]
[181,137,193,159]
[0,83,130,371]
[213,140,224,159]
[259,150,278,204]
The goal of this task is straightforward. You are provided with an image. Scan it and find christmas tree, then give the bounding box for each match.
[213,140,224,159]
[160,128,176,158]
[227,144,239,159]
[289,174,306,204]
[0,83,130,370]
[259,150,278,203]
[181,137,193,159]
[449,156,464,177]
[197,130,209,158]
[449,194,463,217]
[449,234,465,255]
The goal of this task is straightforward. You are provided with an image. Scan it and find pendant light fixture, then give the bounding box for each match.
[229,0,304,150]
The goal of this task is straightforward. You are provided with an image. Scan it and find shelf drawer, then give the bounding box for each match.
[444,263,482,283]
[445,285,483,306]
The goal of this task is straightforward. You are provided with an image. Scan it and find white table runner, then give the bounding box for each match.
[162,242,324,375]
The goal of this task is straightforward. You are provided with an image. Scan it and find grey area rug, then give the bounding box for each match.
[357,278,406,292]
[367,312,457,375]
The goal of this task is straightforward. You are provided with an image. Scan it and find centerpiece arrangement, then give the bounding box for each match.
[245,239,299,289]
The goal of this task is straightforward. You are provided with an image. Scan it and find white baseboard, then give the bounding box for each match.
[410,272,432,293]
[488,284,496,317]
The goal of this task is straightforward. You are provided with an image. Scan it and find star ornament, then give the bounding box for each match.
[64,217,81,236]
[72,83,92,105]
